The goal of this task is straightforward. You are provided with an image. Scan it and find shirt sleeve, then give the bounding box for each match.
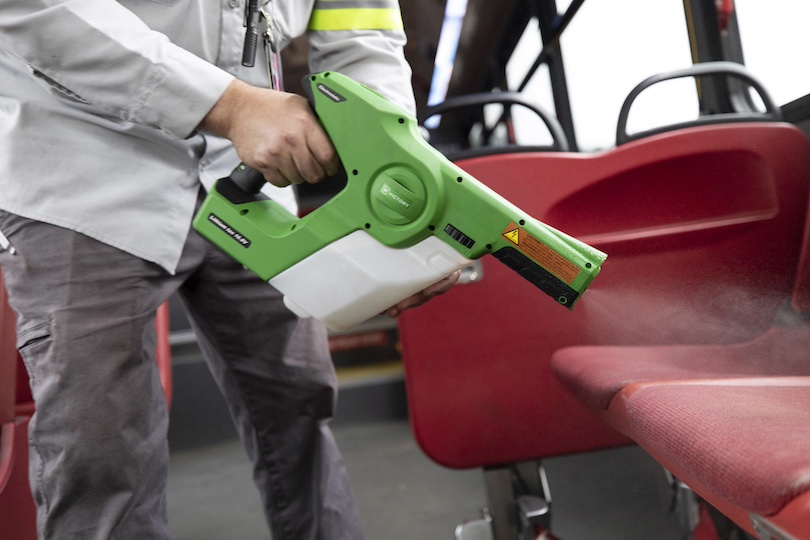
[279,0,416,116]
[0,0,234,139]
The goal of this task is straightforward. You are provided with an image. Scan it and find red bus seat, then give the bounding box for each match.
[0,269,172,538]
[399,122,810,469]
[0,271,36,540]
[550,124,810,537]
[155,303,173,409]
[610,380,810,539]
[0,272,14,426]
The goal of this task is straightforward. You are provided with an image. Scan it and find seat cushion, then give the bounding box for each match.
[551,326,810,410]
[624,382,810,517]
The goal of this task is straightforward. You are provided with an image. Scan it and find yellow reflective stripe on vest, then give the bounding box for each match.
[309,1,404,31]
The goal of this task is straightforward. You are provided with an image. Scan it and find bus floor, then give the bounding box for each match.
[166,418,685,540]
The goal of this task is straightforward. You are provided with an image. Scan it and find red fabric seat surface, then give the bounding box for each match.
[621,381,810,518]
[549,120,810,535]
[551,325,810,411]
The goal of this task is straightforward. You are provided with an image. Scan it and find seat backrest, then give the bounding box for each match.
[399,122,810,469]
[0,271,16,425]
[791,187,810,313]
[155,303,172,409]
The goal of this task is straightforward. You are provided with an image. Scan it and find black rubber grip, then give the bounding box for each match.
[229,163,266,195]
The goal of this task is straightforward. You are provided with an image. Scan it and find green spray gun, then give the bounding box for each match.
[193,72,607,332]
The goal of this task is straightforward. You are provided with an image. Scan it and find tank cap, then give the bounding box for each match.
[370,167,425,225]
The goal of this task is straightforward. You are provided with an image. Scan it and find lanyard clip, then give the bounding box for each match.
[241,0,283,91]
[261,2,284,91]
[241,0,262,67]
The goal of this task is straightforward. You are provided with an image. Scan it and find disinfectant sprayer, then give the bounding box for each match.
[193,72,607,332]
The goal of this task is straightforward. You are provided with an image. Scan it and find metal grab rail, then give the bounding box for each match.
[617,61,782,145]
[423,92,570,159]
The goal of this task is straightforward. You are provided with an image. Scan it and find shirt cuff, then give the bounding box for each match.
[130,45,235,140]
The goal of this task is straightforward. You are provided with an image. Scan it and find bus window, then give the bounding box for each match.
[506,18,557,147]
[734,0,810,106]
[509,0,693,151]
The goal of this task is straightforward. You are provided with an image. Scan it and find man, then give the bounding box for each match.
[0,1,456,538]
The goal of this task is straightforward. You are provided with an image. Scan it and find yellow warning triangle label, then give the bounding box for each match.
[504,228,520,245]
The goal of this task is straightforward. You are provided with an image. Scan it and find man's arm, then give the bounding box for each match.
[0,0,232,138]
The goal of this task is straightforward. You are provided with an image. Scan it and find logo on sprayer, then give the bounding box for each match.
[380,184,411,208]
[317,84,346,103]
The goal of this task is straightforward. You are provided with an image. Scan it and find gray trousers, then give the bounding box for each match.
[0,206,364,540]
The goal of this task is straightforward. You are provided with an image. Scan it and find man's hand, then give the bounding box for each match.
[383,270,461,319]
[200,79,339,187]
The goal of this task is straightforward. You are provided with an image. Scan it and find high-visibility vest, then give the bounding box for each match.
[308,0,404,32]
